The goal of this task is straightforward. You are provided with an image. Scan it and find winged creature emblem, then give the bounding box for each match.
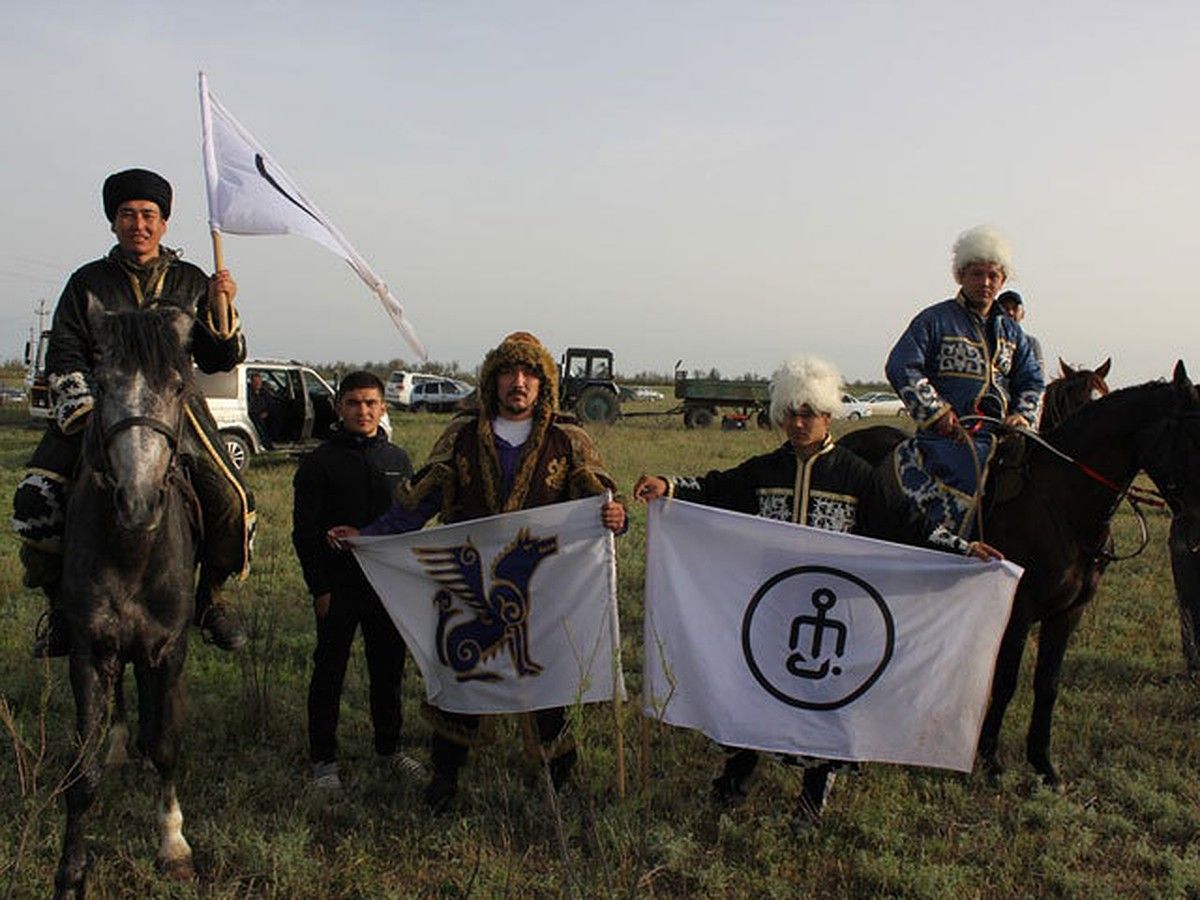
[415,528,559,681]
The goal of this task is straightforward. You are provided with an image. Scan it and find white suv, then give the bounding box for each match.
[385,371,438,409]
[195,360,392,471]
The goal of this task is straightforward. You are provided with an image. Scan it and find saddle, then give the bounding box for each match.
[983,431,1028,518]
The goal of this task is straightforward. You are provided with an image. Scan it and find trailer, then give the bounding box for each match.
[672,366,771,429]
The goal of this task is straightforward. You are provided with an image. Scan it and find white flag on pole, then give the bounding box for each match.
[197,71,426,360]
[351,496,625,715]
[643,499,1021,772]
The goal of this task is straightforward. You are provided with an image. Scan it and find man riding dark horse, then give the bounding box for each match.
[885,225,1045,545]
[12,168,253,656]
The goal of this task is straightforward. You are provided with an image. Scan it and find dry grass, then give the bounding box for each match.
[1,405,1198,898]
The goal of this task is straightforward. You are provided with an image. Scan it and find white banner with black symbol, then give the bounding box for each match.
[642,499,1021,772]
[351,495,624,714]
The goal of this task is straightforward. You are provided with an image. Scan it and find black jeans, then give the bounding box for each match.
[307,585,407,764]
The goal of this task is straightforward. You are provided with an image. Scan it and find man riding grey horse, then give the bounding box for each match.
[12,168,253,656]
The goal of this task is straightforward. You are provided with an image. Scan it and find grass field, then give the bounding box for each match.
[2,402,1198,899]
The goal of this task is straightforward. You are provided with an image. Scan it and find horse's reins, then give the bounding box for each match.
[960,414,1169,562]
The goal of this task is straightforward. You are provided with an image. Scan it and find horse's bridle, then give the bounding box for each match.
[88,402,187,492]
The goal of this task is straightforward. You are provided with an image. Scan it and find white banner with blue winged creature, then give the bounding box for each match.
[351,496,625,714]
[643,499,1022,772]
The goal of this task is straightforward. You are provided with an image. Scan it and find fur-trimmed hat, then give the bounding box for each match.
[769,355,844,427]
[478,331,559,417]
[951,225,1012,277]
[103,168,172,221]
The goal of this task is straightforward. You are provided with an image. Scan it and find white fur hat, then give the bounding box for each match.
[951,225,1013,277]
[769,355,844,427]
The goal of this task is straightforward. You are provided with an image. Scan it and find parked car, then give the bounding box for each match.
[0,385,26,405]
[407,377,473,413]
[857,391,907,417]
[838,393,874,420]
[195,359,392,472]
[385,370,440,408]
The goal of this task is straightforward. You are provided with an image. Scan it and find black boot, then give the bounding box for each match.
[711,748,759,807]
[794,764,834,831]
[548,748,577,791]
[195,579,247,651]
[425,736,466,811]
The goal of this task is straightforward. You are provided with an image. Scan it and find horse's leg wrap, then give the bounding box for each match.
[156,786,194,879]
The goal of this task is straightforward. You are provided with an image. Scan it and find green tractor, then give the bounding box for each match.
[559,347,621,425]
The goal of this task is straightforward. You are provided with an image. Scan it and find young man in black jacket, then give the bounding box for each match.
[292,371,418,790]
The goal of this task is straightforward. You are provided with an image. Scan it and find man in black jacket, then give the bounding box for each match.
[12,168,251,656]
[292,371,417,790]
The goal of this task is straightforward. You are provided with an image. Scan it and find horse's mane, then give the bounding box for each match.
[1046,377,1171,450]
[98,310,192,388]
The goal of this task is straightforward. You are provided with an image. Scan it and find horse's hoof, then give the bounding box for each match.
[1037,771,1065,795]
[158,855,195,881]
[978,753,1004,785]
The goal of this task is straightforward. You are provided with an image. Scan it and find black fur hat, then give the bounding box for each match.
[103,168,172,221]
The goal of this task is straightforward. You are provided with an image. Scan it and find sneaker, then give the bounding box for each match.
[383,751,427,781]
[311,761,342,792]
[199,602,247,651]
[423,773,457,811]
[33,609,71,659]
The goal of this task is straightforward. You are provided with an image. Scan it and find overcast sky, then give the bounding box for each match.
[1,1,1196,385]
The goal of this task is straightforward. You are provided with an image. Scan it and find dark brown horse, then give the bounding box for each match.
[841,362,1200,788]
[54,303,201,898]
[1039,357,1111,432]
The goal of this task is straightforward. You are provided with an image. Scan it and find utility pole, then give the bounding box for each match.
[34,297,50,335]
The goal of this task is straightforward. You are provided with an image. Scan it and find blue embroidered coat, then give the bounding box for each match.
[885,293,1045,536]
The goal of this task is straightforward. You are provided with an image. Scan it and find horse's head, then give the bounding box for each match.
[1042,358,1112,432]
[86,296,193,531]
[1139,361,1200,547]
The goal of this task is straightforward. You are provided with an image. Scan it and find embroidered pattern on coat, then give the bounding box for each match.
[895,438,977,536]
[756,489,793,521]
[993,338,1015,375]
[544,456,567,492]
[807,492,858,533]
[937,337,987,378]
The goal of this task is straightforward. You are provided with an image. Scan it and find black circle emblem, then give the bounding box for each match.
[741,565,894,710]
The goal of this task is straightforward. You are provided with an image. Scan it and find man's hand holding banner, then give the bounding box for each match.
[350,496,625,715]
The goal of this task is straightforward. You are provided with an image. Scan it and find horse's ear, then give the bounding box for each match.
[1059,358,1074,378]
[164,308,193,350]
[1172,360,1197,403]
[85,292,107,331]
[1095,358,1112,379]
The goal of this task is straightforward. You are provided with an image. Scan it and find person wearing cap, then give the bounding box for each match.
[12,168,253,656]
[633,354,1001,829]
[996,289,1045,371]
[327,331,627,810]
[885,226,1044,545]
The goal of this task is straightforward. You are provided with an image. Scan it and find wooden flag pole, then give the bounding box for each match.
[614,691,626,800]
[209,229,233,338]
